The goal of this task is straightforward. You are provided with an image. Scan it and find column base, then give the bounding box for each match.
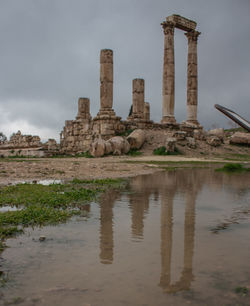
[161,116,176,124]
[182,120,201,128]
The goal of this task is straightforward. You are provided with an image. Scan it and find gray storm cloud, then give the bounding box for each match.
[0,0,249,141]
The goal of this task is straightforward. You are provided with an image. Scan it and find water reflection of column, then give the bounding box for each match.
[182,191,196,288]
[129,191,150,240]
[159,191,174,288]
[160,188,196,293]
[99,191,119,264]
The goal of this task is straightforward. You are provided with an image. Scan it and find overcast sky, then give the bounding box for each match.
[0,0,249,141]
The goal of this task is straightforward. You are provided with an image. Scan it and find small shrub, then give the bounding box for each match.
[75,151,93,158]
[126,149,142,156]
[235,286,248,296]
[153,146,181,156]
[215,163,250,172]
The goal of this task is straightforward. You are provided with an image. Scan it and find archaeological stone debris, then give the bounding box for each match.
[1,15,248,157]
[0,131,59,157]
[59,15,204,156]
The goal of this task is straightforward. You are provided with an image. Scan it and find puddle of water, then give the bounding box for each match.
[0,206,22,212]
[35,179,62,185]
[6,179,63,186]
[0,168,250,306]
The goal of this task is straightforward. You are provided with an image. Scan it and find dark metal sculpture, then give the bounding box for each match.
[214,104,250,132]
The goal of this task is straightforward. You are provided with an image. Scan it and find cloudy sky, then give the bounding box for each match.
[0,0,249,141]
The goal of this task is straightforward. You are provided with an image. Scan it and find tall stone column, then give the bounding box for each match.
[185,30,200,125]
[130,78,145,120]
[100,49,113,112]
[161,21,176,124]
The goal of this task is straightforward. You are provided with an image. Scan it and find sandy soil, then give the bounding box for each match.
[1,153,248,185]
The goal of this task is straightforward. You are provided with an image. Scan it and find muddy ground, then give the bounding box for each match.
[0,145,249,185]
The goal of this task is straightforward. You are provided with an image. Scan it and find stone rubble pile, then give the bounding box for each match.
[0,131,59,157]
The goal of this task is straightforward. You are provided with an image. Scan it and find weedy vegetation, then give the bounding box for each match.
[0,178,126,253]
[126,149,143,156]
[153,146,181,156]
[215,163,250,172]
[235,286,248,296]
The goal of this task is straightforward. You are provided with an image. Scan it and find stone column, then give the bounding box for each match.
[76,97,91,120]
[132,78,145,119]
[100,49,113,112]
[144,102,150,121]
[185,30,200,125]
[161,21,176,124]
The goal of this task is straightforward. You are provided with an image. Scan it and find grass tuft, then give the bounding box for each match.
[153,146,181,156]
[235,286,248,296]
[126,149,143,156]
[215,163,250,172]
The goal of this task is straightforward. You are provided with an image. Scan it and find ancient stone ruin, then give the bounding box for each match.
[161,15,200,125]
[1,15,248,157]
[59,15,204,155]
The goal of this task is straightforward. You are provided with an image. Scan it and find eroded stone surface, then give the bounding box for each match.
[230,132,250,145]
[207,136,222,147]
[127,129,146,150]
[165,137,177,152]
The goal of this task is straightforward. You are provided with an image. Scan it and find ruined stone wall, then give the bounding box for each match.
[0,131,60,157]
[60,119,93,153]
[1,131,42,149]
[60,98,94,153]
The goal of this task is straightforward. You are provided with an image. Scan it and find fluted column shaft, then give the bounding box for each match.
[185,31,200,124]
[161,21,176,124]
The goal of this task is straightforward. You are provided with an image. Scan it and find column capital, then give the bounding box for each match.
[161,21,175,35]
[100,49,113,64]
[185,30,201,42]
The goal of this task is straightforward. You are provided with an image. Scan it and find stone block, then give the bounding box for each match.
[127,129,146,149]
[173,131,187,141]
[208,128,224,140]
[165,137,177,152]
[186,137,196,149]
[90,138,106,157]
[230,132,250,145]
[207,136,221,147]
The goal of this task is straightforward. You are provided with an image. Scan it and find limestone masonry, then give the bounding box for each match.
[1,15,247,157]
[59,14,202,154]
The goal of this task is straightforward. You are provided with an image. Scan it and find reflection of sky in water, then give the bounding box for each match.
[0,205,22,212]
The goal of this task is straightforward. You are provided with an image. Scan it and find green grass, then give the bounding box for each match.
[126,149,143,156]
[123,160,224,166]
[0,178,125,252]
[0,157,41,163]
[71,178,126,189]
[223,153,250,161]
[235,286,248,296]
[224,127,245,133]
[153,146,181,156]
[75,151,93,158]
[215,163,250,172]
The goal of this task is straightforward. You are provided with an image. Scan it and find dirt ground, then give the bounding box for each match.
[1,128,249,185]
[0,148,249,185]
